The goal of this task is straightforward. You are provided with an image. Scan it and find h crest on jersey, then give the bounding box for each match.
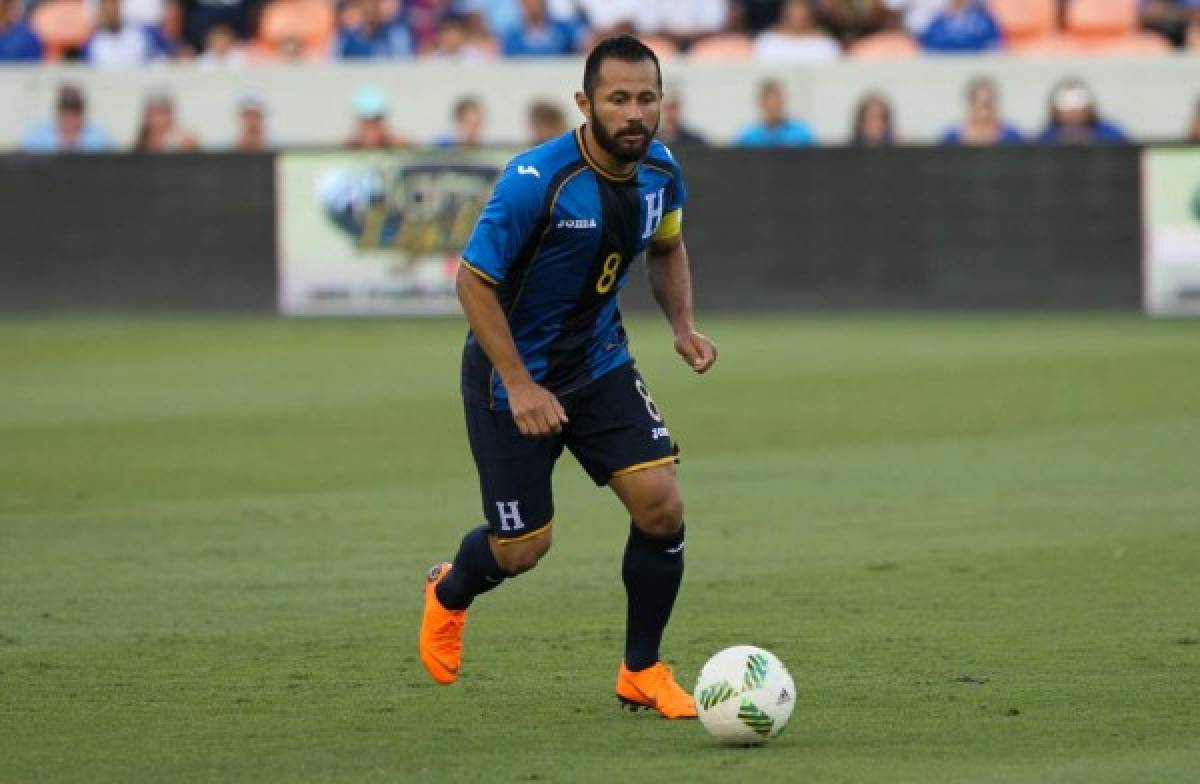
[642,188,665,239]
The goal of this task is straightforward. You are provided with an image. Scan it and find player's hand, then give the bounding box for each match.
[674,329,717,374]
[507,380,569,438]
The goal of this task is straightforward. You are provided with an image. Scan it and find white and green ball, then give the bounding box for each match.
[694,645,795,746]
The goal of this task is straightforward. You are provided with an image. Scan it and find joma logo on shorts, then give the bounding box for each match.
[651,427,670,440]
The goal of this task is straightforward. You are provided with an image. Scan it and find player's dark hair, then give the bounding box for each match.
[583,35,662,100]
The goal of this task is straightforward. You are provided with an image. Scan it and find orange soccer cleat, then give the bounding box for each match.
[615,661,698,719]
[418,563,466,685]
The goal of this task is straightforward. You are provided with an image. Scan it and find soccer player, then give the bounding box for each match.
[418,35,717,719]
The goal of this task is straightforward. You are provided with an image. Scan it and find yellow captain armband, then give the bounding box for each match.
[653,208,683,243]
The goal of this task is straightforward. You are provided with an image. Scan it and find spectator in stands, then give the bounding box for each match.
[851,91,895,145]
[86,0,167,29]
[133,90,200,151]
[0,0,42,62]
[160,0,189,57]
[753,0,841,62]
[1187,12,1200,49]
[276,31,307,61]
[182,0,260,54]
[435,95,486,147]
[196,22,246,68]
[456,6,502,52]
[430,13,493,59]
[731,0,787,33]
[941,76,1022,145]
[405,0,452,53]
[234,94,267,150]
[917,0,1000,52]
[632,0,729,49]
[882,0,951,37]
[736,79,815,147]
[1037,78,1128,145]
[465,0,595,37]
[464,0,518,35]
[573,0,636,38]
[337,0,415,59]
[345,85,412,148]
[657,92,707,146]
[500,0,577,56]
[86,0,174,67]
[528,98,567,144]
[1188,99,1200,142]
[22,84,113,153]
[816,0,885,45]
[1140,0,1193,48]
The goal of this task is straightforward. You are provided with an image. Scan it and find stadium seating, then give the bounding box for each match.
[638,35,679,60]
[1065,0,1138,37]
[1007,32,1082,55]
[30,0,93,61]
[1086,30,1172,54]
[337,0,400,31]
[258,0,335,57]
[687,33,754,60]
[848,31,920,58]
[989,0,1058,45]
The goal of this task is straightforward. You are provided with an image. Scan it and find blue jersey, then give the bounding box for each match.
[460,128,687,410]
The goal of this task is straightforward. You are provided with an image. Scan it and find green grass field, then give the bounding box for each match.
[2,314,1198,783]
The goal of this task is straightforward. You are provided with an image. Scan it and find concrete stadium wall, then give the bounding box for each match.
[0,56,1198,150]
[0,146,1141,314]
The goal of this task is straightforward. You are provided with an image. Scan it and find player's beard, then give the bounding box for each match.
[590,111,658,165]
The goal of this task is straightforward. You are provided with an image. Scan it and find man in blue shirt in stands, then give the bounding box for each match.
[918,0,1002,53]
[337,0,414,59]
[500,0,578,56]
[22,84,113,153]
[736,79,816,147]
[0,0,42,62]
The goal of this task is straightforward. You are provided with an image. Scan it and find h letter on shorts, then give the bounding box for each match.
[496,501,525,533]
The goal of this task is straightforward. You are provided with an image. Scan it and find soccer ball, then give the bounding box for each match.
[694,645,795,746]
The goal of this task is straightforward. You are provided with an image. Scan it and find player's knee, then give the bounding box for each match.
[633,488,684,538]
[493,531,552,575]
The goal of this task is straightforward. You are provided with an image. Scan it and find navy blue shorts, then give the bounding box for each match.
[464,362,677,542]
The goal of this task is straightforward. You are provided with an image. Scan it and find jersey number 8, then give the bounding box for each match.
[596,252,622,294]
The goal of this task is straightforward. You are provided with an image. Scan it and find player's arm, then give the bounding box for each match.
[646,226,717,374]
[456,265,568,437]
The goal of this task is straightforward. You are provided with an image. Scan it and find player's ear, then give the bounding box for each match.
[574,90,589,119]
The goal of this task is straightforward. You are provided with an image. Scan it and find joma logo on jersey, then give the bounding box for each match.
[557,218,598,229]
[642,189,665,239]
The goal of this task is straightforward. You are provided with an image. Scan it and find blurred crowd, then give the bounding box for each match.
[17,74,1200,153]
[2,0,1200,66]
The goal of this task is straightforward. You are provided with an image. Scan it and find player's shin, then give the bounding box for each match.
[434,524,508,610]
[621,521,685,671]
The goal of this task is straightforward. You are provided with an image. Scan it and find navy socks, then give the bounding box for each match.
[434,524,508,611]
[433,519,685,669]
[621,522,685,672]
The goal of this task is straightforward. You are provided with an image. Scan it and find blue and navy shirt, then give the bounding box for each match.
[460,127,687,410]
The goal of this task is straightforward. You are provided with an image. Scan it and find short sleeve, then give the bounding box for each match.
[461,163,546,284]
[656,143,688,212]
[669,164,688,212]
